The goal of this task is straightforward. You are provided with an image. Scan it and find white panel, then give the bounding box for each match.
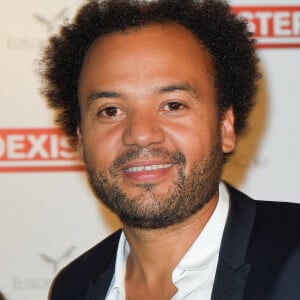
[0,1,299,299]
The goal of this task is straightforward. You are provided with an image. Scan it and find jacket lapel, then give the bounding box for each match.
[86,259,116,300]
[85,230,121,300]
[211,185,256,300]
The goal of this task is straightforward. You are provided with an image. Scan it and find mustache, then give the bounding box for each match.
[109,147,186,175]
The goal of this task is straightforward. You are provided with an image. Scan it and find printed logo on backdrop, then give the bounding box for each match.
[6,7,68,50]
[0,128,84,172]
[233,6,300,48]
[40,246,76,272]
[12,246,76,292]
[33,8,68,33]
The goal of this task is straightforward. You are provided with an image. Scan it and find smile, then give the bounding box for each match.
[125,163,173,173]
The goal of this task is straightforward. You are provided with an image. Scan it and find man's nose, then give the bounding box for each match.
[122,111,165,148]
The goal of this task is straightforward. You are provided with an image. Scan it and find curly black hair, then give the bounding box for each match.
[40,0,260,148]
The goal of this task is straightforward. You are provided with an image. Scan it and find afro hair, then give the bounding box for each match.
[40,0,260,148]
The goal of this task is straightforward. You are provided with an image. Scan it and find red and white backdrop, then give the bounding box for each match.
[0,0,299,299]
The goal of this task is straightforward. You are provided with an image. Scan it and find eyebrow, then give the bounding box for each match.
[158,82,195,93]
[87,90,125,105]
[158,82,199,99]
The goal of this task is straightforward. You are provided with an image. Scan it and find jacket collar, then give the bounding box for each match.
[211,184,256,300]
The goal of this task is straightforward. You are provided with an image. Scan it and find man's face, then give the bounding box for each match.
[78,24,235,229]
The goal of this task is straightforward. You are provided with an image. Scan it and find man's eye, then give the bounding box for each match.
[101,106,119,117]
[100,106,121,117]
[105,107,118,116]
[164,102,184,111]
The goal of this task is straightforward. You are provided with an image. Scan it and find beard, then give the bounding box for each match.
[85,138,223,229]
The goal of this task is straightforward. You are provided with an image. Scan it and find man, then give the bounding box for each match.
[41,0,300,299]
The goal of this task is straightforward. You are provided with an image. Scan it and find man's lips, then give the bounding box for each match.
[124,163,173,173]
[121,161,175,182]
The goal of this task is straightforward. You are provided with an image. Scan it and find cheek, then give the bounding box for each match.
[82,125,123,168]
[165,118,218,162]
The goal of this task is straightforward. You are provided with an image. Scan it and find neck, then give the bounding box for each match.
[123,192,219,284]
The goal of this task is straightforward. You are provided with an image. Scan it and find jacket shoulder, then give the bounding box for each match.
[48,229,121,300]
[243,198,300,299]
[227,183,300,226]
[226,184,300,299]
[253,198,300,233]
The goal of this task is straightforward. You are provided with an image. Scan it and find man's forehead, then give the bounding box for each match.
[82,23,215,84]
[85,23,209,56]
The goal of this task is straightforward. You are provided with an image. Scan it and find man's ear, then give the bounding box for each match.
[76,126,84,162]
[221,107,236,154]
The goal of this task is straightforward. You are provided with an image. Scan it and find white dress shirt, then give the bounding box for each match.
[105,182,230,300]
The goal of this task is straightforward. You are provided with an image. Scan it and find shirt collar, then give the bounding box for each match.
[105,231,129,297]
[176,182,230,271]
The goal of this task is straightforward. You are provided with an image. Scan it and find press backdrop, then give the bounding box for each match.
[0,0,299,299]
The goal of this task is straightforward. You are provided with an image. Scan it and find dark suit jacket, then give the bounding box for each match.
[49,185,300,300]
